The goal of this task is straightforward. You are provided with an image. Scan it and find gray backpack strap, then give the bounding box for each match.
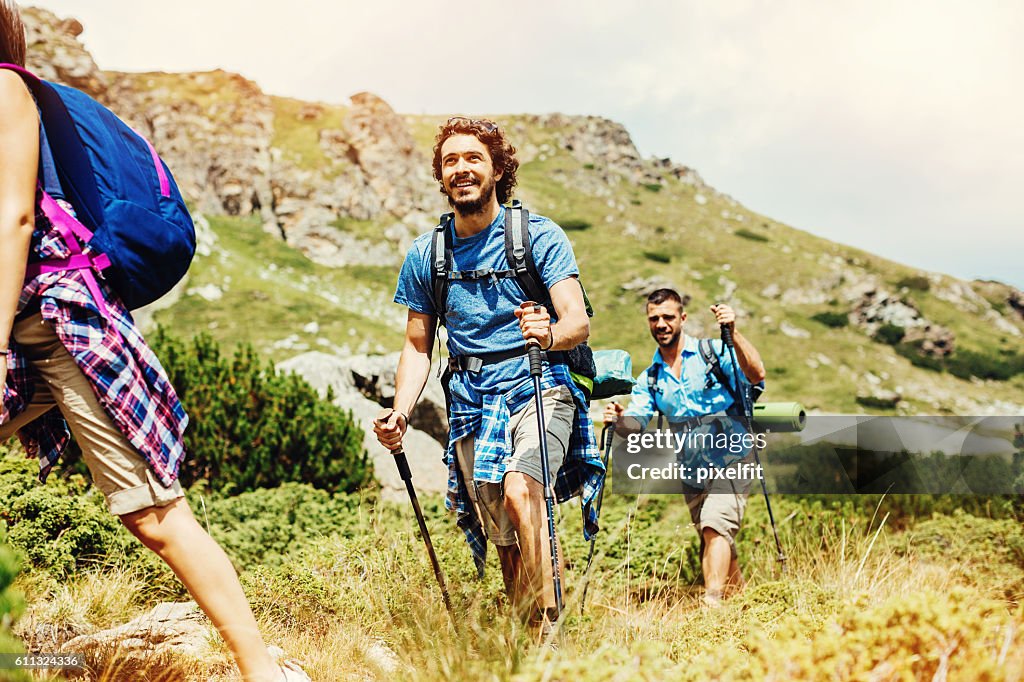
[504,200,547,304]
[429,213,454,327]
[699,338,744,405]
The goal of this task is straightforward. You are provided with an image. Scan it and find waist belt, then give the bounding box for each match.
[447,347,567,374]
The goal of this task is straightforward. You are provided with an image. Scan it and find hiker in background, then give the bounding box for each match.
[0,4,306,680]
[604,288,766,607]
[374,117,603,636]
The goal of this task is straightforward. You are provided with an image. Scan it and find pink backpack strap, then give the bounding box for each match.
[26,189,113,318]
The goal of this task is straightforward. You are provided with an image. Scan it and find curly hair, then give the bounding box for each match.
[0,0,26,67]
[431,117,519,205]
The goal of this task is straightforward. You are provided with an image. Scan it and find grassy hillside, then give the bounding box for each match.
[151,215,403,356]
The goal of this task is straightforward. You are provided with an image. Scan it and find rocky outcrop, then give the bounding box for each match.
[105,71,278,228]
[270,93,441,267]
[23,6,107,96]
[851,287,955,358]
[278,352,448,501]
[61,602,223,664]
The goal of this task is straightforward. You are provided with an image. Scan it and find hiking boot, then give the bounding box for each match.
[533,607,561,649]
[702,589,724,609]
[268,646,311,681]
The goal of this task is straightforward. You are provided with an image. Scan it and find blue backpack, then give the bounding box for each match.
[2,64,195,312]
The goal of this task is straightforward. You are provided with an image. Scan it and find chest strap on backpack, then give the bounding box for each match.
[448,347,567,374]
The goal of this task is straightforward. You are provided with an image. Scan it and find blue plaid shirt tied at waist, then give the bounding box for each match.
[444,362,605,574]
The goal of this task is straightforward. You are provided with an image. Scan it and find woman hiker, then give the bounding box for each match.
[0,2,308,679]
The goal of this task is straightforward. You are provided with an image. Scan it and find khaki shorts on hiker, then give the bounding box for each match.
[0,313,184,516]
[684,451,756,560]
[455,385,576,546]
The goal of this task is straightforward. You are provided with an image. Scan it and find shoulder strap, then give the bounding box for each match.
[699,338,743,405]
[429,213,454,327]
[647,362,662,419]
[504,200,547,305]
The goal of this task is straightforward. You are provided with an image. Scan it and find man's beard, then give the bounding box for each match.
[654,329,681,348]
[450,175,496,216]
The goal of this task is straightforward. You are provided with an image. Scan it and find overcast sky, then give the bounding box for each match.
[32,0,1024,288]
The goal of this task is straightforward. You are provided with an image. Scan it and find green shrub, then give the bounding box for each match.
[910,511,1024,600]
[642,250,671,264]
[810,311,849,328]
[149,330,371,494]
[196,483,363,570]
[894,340,943,371]
[947,348,1024,381]
[734,228,770,243]
[642,182,662,192]
[896,275,931,291]
[0,455,135,578]
[894,343,1024,380]
[0,528,28,665]
[559,218,592,231]
[874,323,906,345]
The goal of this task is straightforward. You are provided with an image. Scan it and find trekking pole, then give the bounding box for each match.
[718,321,787,572]
[375,409,456,621]
[580,423,614,612]
[525,336,564,617]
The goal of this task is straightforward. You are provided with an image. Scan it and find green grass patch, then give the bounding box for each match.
[271,96,348,173]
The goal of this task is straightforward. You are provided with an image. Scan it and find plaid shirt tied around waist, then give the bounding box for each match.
[445,362,604,573]
[1,196,188,487]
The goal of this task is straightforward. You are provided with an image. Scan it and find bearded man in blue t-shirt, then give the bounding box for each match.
[374,118,603,635]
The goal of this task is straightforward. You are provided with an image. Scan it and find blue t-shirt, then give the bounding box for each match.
[394,206,579,397]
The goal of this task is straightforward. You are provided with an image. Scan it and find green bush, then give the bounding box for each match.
[559,218,592,231]
[894,343,1024,380]
[642,182,662,192]
[0,528,28,664]
[947,348,1024,381]
[874,323,906,345]
[810,311,849,328]
[0,455,135,579]
[896,275,931,291]
[734,228,770,243]
[149,330,371,494]
[642,250,672,264]
[196,483,363,570]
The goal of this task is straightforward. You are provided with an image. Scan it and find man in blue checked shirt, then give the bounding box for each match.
[605,288,765,607]
[373,117,603,635]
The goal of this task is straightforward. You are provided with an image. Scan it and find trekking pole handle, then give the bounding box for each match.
[521,300,545,378]
[375,408,413,481]
[715,303,735,348]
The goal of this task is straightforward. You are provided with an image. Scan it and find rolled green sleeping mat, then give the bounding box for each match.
[753,402,806,432]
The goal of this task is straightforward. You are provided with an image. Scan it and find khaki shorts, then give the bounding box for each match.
[684,452,756,559]
[0,313,184,516]
[455,385,575,546]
